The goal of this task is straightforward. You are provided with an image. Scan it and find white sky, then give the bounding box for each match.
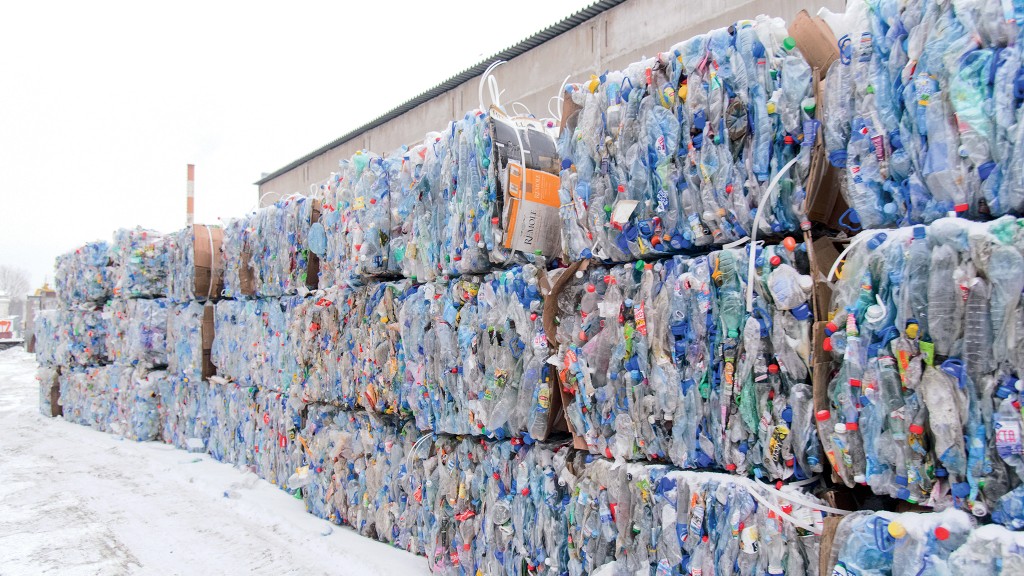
[0,0,596,289]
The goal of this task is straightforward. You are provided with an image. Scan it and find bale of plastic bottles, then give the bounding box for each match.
[212,297,302,391]
[57,364,157,439]
[54,241,114,304]
[166,224,224,302]
[32,310,65,367]
[111,227,170,298]
[250,388,303,487]
[824,217,1024,514]
[828,508,1024,575]
[104,298,168,367]
[220,196,316,299]
[553,240,820,480]
[558,16,817,262]
[290,282,410,413]
[823,0,1024,227]
[157,372,209,451]
[166,302,213,379]
[399,264,553,438]
[206,379,257,466]
[59,306,109,366]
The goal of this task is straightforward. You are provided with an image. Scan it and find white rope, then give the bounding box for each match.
[745,156,800,312]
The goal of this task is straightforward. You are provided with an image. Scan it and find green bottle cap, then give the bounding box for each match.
[783,37,796,51]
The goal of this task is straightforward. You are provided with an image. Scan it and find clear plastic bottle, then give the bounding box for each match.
[927,244,961,358]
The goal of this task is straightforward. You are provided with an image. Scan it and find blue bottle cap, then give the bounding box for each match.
[935,467,948,478]
[912,226,926,240]
[580,248,593,259]
[895,475,908,487]
[897,488,911,501]
[888,129,902,150]
[828,150,847,168]
[952,482,971,498]
[561,158,572,171]
[978,161,996,181]
[791,302,812,321]
[781,406,793,424]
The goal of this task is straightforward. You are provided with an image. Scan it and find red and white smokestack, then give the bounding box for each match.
[186,164,195,226]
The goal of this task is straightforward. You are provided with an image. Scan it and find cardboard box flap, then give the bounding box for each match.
[790,10,840,75]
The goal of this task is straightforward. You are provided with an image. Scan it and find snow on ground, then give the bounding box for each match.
[0,348,429,576]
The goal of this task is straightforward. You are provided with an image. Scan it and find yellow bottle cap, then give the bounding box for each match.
[888,521,906,539]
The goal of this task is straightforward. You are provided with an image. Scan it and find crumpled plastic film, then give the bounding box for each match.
[554,241,820,480]
[166,302,208,378]
[104,298,169,367]
[54,241,114,304]
[399,264,552,438]
[37,367,60,417]
[558,16,816,262]
[157,372,209,451]
[565,459,826,576]
[823,1,1024,226]
[826,508,1002,575]
[33,310,65,367]
[823,217,1024,513]
[111,227,169,298]
[60,305,109,366]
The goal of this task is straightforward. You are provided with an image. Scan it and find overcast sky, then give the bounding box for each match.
[1,0,596,290]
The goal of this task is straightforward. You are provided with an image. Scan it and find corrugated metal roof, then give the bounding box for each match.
[254,0,628,186]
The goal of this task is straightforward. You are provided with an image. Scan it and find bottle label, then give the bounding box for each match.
[995,417,1023,458]
[635,303,648,336]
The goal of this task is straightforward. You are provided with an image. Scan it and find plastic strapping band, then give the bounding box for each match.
[746,156,799,312]
[751,478,853,516]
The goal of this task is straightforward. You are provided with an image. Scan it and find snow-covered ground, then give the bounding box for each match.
[0,348,429,575]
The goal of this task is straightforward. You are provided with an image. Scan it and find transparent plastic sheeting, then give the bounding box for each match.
[289,282,411,413]
[293,411,828,576]
[166,302,207,378]
[37,367,59,417]
[399,265,553,438]
[220,195,315,298]
[554,240,821,481]
[558,16,817,262]
[211,297,303,391]
[828,508,1024,575]
[823,1,1024,227]
[312,114,561,287]
[33,308,109,367]
[58,365,162,441]
[104,298,168,367]
[825,217,1024,517]
[54,241,114,304]
[111,227,169,298]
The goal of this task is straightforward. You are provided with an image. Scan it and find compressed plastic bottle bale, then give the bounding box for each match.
[166,224,224,303]
[60,305,109,366]
[251,388,304,488]
[111,227,170,298]
[399,264,550,438]
[37,367,61,417]
[289,287,358,407]
[823,1,1024,224]
[112,367,163,441]
[104,298,169,367]
[157,371,209,451]
[166,302,209,378]
[825,217,1024,513]
[54,241,114,304]
[292,404,345,523]
[553,242,817,480]
[558,16,815,263]
[205,378,258,467]
[347,281,410,414]
[830,508,976,575]
[248,195,316,298]
[565,458,827,576]
[32,310,66,367]
[58,366,105,427]
[220,216,254,299]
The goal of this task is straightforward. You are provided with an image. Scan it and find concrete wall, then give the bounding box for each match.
[257,0,844,204]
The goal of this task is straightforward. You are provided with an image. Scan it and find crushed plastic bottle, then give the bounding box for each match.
[54,241,114,304]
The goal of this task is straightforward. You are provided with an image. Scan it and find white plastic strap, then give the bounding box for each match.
[745,156,800,312]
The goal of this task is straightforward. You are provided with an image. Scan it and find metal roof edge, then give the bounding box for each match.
[254,0,627,186]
